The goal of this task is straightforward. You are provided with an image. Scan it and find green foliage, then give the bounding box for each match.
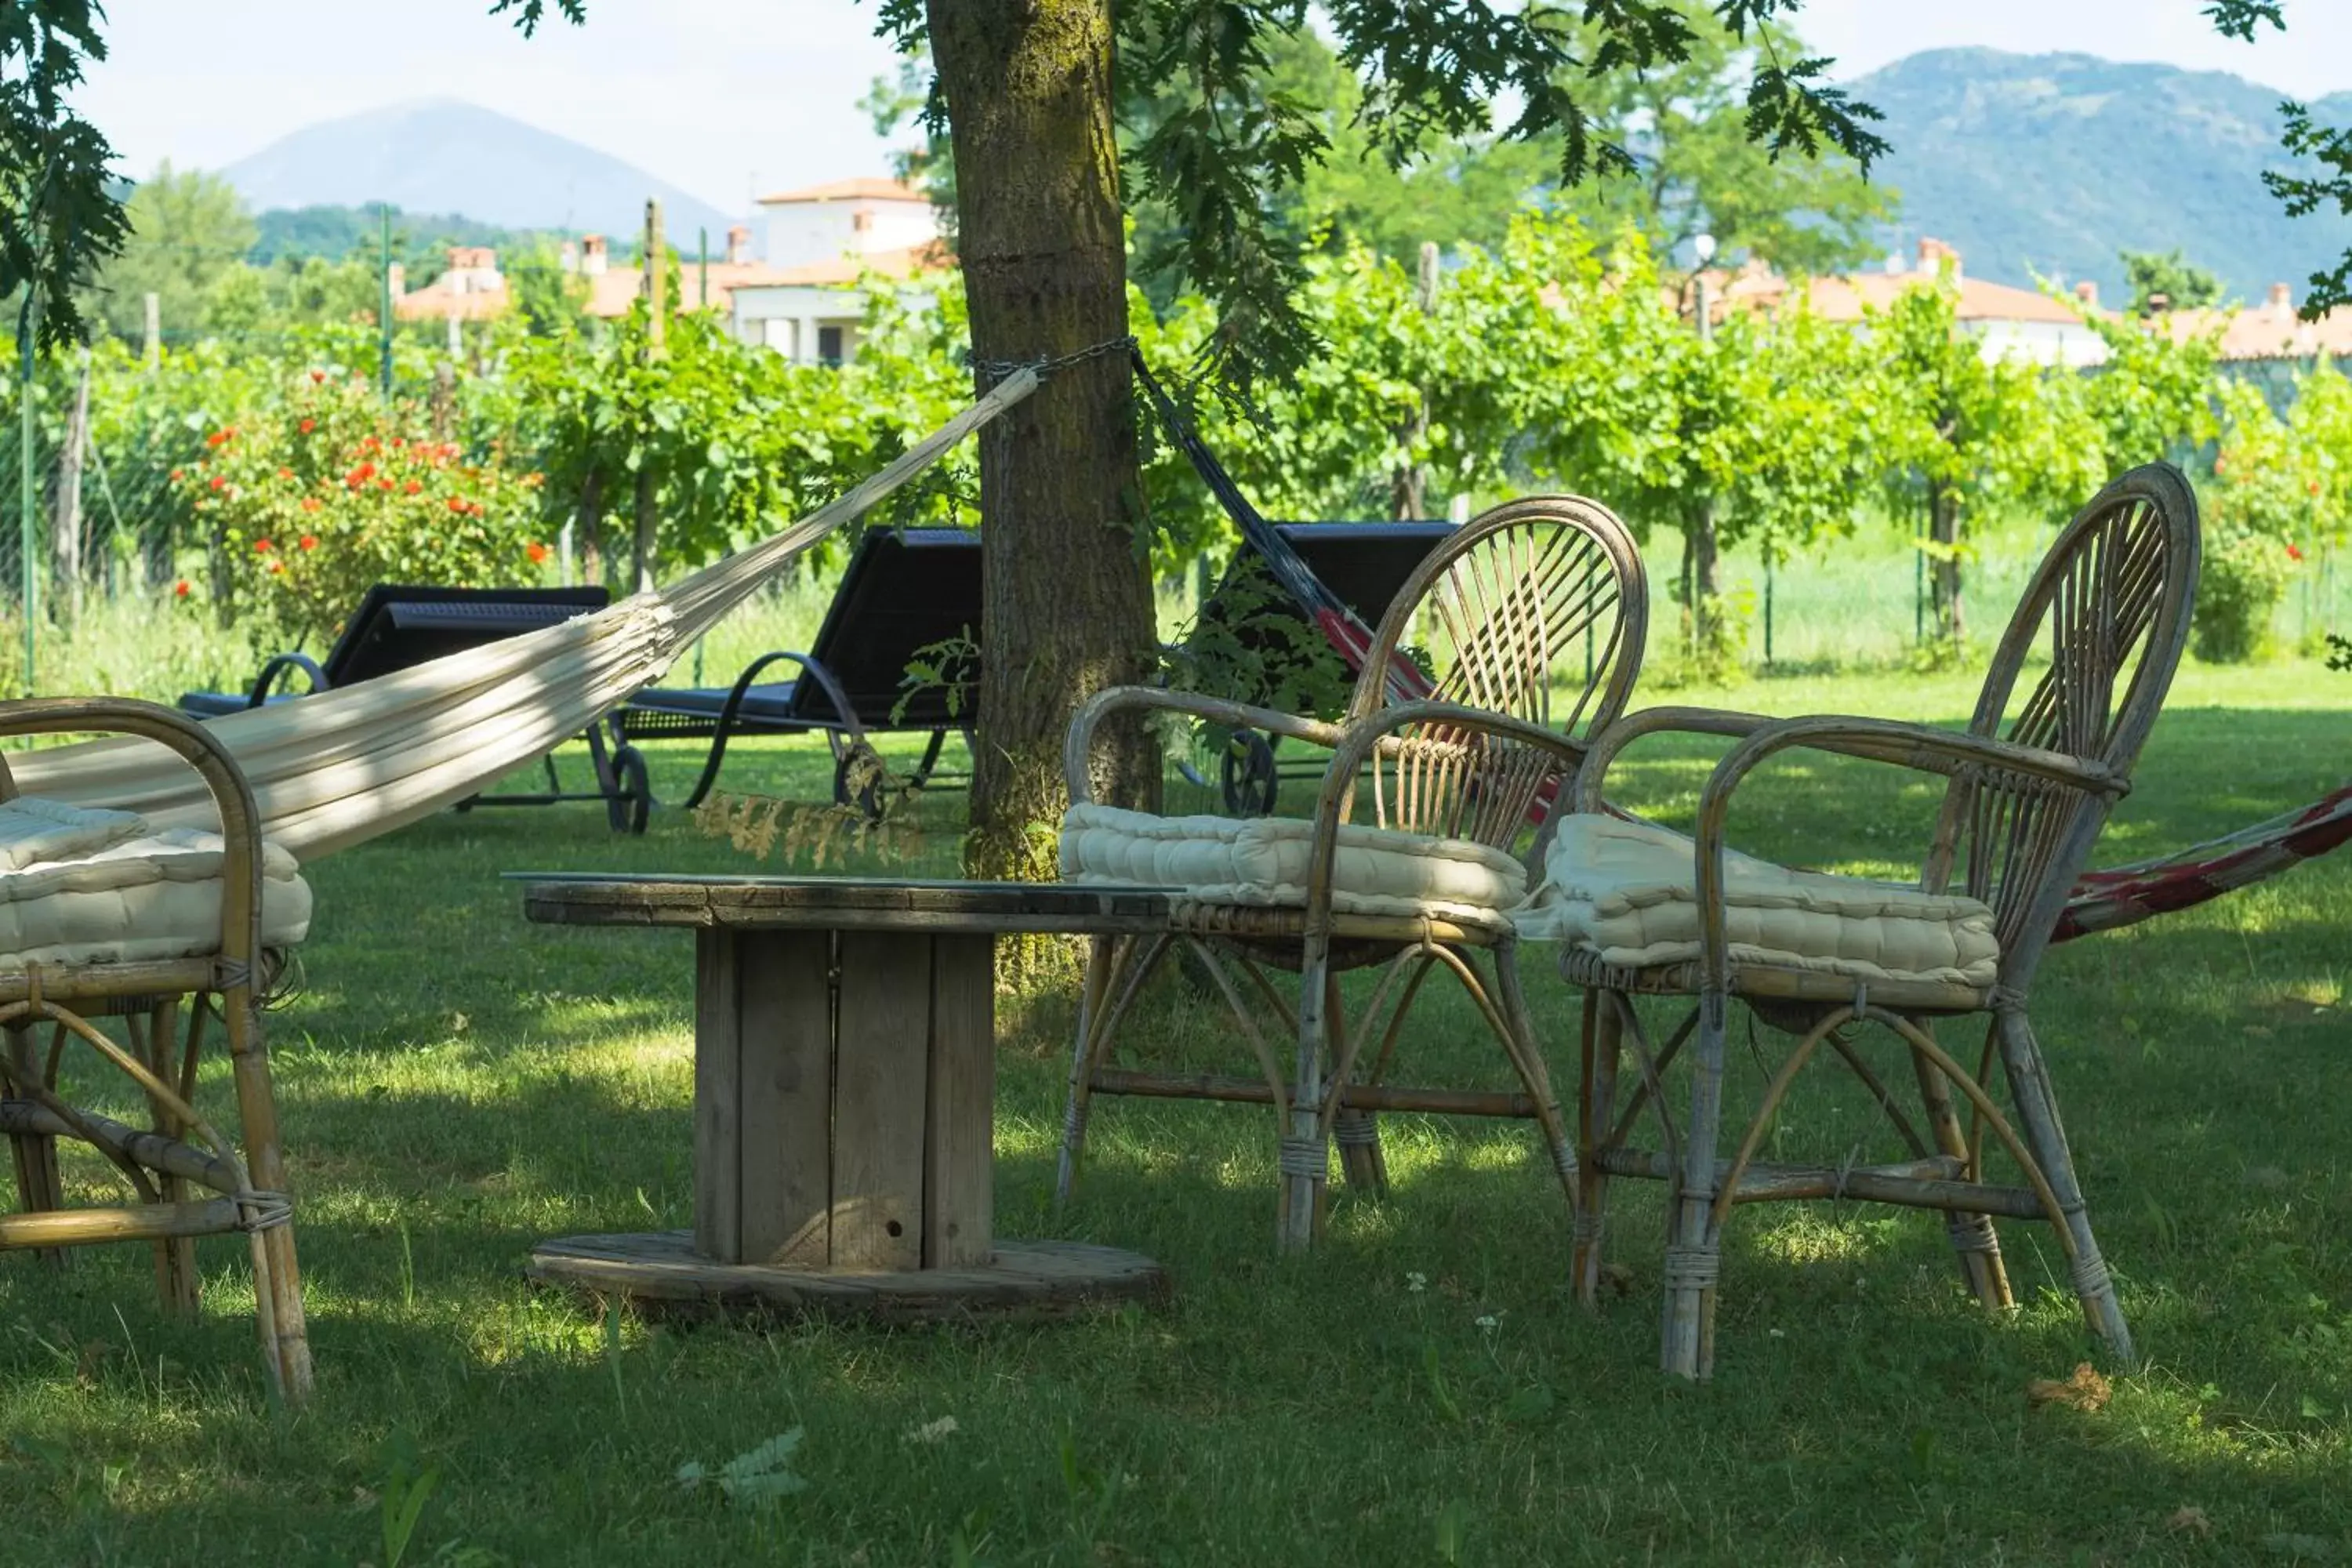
[81,163,255,344]
[0,2,126,348]
[509,268,975,579]
[2121,248,2224,316]
[2079,308,2222,466]
[2198,378,2324,662]
[168,368,546,642]
[869,0,1888,387]
[1552,1,1894,274]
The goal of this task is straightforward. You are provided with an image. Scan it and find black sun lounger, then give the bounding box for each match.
[612,528,982,815]
[178,584,652,833]
[613,521,1452,820]
[1182,521,1455,812]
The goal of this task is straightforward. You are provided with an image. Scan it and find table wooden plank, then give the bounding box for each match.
[737,931,835,1268]
[521,877,1174,936]
[691,930,742,1262]
[829,931,930,1272]
[925,934,995,1269]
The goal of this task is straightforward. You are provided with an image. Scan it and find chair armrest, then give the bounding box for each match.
[1064,687,1348,806]
[1685,715,2127,993]
[249,652,327,706]
[0,699,267,968]
[1287,700,1587,942]
[1572,706,1777,814]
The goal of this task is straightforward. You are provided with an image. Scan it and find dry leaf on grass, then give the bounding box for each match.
[2167,1506,2214,1538]
[2026,1362,2112,1413]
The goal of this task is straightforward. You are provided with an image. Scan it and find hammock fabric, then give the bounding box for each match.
[1130,350,2352,942]
[2053,782,2352,941]
[9,368,1040,857]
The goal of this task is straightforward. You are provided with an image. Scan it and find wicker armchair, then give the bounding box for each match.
[1552,465,2198,1379]
[1057,497,1647,1247]
[0,699,311,1402]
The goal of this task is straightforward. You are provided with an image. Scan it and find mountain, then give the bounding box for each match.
[1850,49,2352,305]
[223,99,739,244]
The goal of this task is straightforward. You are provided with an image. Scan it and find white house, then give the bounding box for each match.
[729,177,946,364]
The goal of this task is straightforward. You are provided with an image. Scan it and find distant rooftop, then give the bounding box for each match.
[757,177,926,206]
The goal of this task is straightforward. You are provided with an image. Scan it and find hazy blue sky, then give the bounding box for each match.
[76,1,2352,218]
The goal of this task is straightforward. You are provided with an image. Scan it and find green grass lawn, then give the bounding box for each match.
[2,659,2349,1566]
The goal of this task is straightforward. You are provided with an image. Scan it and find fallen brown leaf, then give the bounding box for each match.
[2167,1505,2213,1538]
[2027,1362,2112,1413]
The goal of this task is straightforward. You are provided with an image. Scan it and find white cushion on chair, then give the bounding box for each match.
[1061,803,1527,925]
[1518,813,1999,986]
[0,800,312,968]
[0,797,150,869]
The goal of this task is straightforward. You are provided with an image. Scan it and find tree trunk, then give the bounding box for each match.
[1929,481,1964,644]
[53,351,89,625]
[1689,497,1721,652]
[1390,241,1439,521]
[575,467,605,587]
[929,0,1160,886]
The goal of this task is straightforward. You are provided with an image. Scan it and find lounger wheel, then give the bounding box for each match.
[1219,730,1279,817]
[608,744,652,835]
[833,740,888,826]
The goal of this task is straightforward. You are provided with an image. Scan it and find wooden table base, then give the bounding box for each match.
[527,1231,1168,1324]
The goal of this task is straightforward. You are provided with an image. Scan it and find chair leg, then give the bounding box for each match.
[4,1024,67,1269]
[1487,947,1580,1218]
[1056,936,1123,1209]
[1908,1028,2012,1312]
[1994,1007,2133,1363]
[1327,971,1388,1197]
[223,992,311,1403]
[138,1001,200,1316]
[1282,955,1337,1252]
[1662,993,1730,1381]
[1573,989,1622,1308]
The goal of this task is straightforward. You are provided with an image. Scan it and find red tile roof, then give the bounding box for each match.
[2165,285,2352,360]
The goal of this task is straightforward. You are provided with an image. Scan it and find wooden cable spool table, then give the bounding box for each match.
[517,874,1174,1323]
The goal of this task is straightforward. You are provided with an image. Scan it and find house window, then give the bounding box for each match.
[852,210,875,234]
[818,325,845,365]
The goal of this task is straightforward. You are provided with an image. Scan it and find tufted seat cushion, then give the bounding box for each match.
[1518,813,1999,987]
[0,798,312,969]
[1061,803,1527,927]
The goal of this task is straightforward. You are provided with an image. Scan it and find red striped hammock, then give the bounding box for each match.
[1130,350,2352,944]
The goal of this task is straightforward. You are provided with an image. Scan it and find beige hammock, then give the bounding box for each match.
[8,370,1040,857]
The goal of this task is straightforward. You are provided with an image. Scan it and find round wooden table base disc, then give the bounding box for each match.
[526,1232,1168,1324]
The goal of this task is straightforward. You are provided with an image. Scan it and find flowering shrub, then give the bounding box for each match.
[172,372,547,643]
[2196,383,2314,663]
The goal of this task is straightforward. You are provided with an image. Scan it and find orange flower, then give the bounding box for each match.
[447,496,468,514]
[299,418,316,434]
[268,560,285,575]
[310,369,325,383]
[521,472,544,488]
[169,468,183,482]
[2288,543,2306,562]
[526,541,550,564]
[300,497,321,513]
[205,430,228,448]
[209,475,227,491]
[254,538,274,554]
[172,579,191,598]
[405,479,423,495]
[278,467,293,481]
[378,477,394,491]
[298,534,318,551]
[2312,480,2325,497]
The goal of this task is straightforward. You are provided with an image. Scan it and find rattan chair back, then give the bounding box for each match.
[1345,496,1647,853]
[1931,464,2201,978]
